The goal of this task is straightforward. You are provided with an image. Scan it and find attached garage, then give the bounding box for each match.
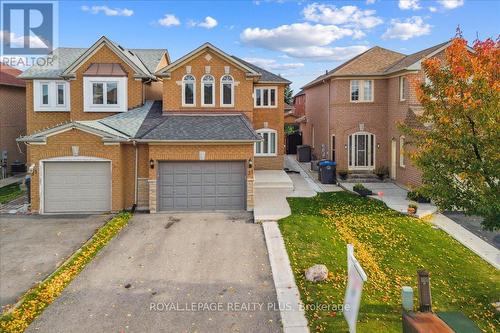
[43,161,111,213]
[158,161,246,211]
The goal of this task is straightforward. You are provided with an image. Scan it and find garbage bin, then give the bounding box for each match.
[319,161,337,184]
[25,175,31,204]
[296,145,311,162]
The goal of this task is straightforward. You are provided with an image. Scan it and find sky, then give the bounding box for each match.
[9,0,500,92]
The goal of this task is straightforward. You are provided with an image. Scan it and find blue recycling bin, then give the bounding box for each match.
[319,161,337,184]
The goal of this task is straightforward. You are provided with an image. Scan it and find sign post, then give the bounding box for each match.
[344,244,368,333]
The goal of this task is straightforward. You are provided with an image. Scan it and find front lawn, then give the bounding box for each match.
[0,183,24,204]
[279,192,499,333]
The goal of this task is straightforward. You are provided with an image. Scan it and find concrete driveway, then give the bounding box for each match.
[0,215,109,308]
[26,212,282,333]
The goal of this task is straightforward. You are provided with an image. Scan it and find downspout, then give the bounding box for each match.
[133,140,138,212]
[322,72,331,160]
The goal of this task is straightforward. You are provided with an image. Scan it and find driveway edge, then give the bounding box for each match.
[262,221,310,333]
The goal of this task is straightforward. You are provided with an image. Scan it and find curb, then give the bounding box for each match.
[262,221,310,333]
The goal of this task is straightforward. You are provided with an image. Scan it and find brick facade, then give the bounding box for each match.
[0,84,26,170]
[24,41,287,213]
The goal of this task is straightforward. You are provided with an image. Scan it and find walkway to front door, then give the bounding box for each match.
[348,132,375,170]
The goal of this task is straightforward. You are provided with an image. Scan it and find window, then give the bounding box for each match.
[399,76,406,101]
[41,83,49,105]
[221,75,234,106]
[201,75,214,106]
[182,74,195,106]
[56,83,65,105]
[254,87,277,107]
[399,136,405,167]
[83,77,127,112]
[34,80,70,111]
[91,82,118,106]
[255,129,277,156]
[350,80,373,102]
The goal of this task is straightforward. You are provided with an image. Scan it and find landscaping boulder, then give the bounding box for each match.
[305,264,329,282]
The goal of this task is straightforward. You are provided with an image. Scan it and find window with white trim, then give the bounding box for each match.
[399,76,406,101]
[254,87,277,108]
[83,77,127,112]
[221,75,234,107]
[399,136,405,167]
[201,74,215,106]
[255,129,277,156]
[350,80,373,102]
[182,74,196,106]
[34,80,70,111]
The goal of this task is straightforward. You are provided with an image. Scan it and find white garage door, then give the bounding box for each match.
[43,161,111,213]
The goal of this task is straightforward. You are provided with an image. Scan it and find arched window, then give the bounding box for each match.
[182,74,195,106]
[201,75,215,106]
[221,75,234,107]
[255,128,277,156]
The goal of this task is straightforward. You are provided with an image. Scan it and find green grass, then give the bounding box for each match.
[279,192,499,333]
[0,212,132,333]
[0,183,24,204]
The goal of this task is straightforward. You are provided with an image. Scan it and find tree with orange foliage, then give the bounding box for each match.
[400,32,500,230]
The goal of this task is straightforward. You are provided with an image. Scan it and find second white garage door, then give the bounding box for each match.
[43,161,111,213]
[158,161,246,211]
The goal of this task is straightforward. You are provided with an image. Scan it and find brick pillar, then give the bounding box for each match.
[246,177,254,211]
[148,179,157,213]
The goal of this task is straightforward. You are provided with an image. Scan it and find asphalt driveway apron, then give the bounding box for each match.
[26,212,282,333]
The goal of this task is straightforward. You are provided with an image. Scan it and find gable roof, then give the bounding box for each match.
[61,36,154,79]
[155,42,261,79]
[0,64,25,87]
[384,40,451,74]
[232,56,291,84]
[18,38,167,80]
[302,41,461,89]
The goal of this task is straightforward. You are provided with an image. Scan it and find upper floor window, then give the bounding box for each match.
[399,76,407,101]
[201,75,215,106]
[182,74,196,107]
[255,129,277,156]
[221,75,234,107]
[83,77,127,112]
[254,87,277,108]
[350,80,373,102]
[34,80,70,112]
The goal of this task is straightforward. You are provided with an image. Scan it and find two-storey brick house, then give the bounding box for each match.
[301,41,454,187]
[17,37,289,214]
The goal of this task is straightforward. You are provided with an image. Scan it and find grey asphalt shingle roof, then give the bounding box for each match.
[18,46,165,79]
[98,100,154,137]
[232,56,291,84]
[136,112,260,141]
[384,41,450,74]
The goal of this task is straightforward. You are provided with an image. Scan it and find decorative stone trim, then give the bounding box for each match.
[148,179,157,213]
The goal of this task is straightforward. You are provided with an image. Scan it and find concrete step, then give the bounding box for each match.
[342,172,383,183]
[254,170,294,190]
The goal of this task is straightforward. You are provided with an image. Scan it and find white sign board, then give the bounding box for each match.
[344,244,368,333]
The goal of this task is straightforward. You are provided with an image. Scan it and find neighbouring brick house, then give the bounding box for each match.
[301,41,454,187]
[17,36,289,214]
[0,64,26,177]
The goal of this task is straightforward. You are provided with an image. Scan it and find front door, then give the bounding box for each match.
[348,133,375,170]
[390,139,397,180]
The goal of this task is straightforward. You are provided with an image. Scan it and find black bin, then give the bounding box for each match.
[25,176,31,204]
[296,145,311,162]
[319,161,337,184]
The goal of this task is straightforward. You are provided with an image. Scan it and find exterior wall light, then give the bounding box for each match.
[150,159,154,169]
[248,159,253,169]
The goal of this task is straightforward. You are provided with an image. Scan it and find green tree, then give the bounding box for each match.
[400,35,500,230]
[284,86,293,105]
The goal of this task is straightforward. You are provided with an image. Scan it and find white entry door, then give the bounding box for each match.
[348,133,375,170]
